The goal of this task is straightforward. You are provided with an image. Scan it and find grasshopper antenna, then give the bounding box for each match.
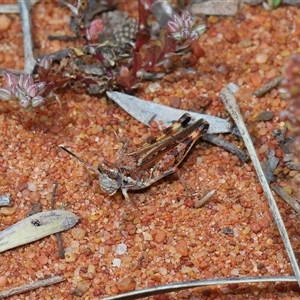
[60,146,101,175]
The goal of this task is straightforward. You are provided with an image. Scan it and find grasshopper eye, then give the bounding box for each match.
[98,160,119,179]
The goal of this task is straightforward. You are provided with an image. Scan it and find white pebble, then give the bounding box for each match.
[196,157,202,164]
[256,53,269,64]
[230,268,239,276]
[112,258,121,267]
[147,82,161,93]
[277,252,284,260]
[27,182,36,192]
[159,267,168,276]
[233,228,239,237]
[143,232,153,241]
[115,243,127,255]
[227,82,240,93]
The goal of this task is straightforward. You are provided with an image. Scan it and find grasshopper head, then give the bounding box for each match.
[60,146,122,196]
[98,160,122,195]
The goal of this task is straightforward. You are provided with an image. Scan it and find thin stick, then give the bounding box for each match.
[0,0,38,14]
[195,189,216,208]
[202,134,249,162]
[50,183,59,210]
[37,49,72,62]
[0,276,65,299]
[219,86,300,287]
[253,75,283,97]
[101,275,297,300]
[18,0,36,73]
[0,5,19,13]
[151,0,173,27]
[51,183,65,259]
[272,184,300,214]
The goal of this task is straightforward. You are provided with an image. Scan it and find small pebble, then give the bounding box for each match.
[71,228,87,240]
[251,72,263,87]
[0,275,7,287]
[283,186,293,195]
[242,227,250,235]
[65,250,77,262]
[258,144,269,154]
[227,82,240,93]
[0,194,10,206]
[147,82,161,93]
[112,258,122,267]
[175,240,189,256]
[0,206,16,216]
[255,53,269,64]
[18,182,28,191]
[182,266,192,273]
[159,267,168,276]
[258,216,270,228]
[27,183,37,192]
[257,127,268,136]
[238,39,251,48]
[38,253,48,265]
[231,268,239,276]
[0,15,11,32]
[75,281,90,296]
[115,243,127,255]
[256,184,263,194]
[207,15,220,24]
[88,264,96,274]
[29,191,41,201]
[143,232,153,241]
[256,111,274,121]
[116,277,136,292]
[154,230,167,243]
[185,199,195,208]
[280,49,291,57]
[169,96,181,108]
[250,222,262,233]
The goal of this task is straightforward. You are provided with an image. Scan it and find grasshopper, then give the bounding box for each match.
[60,113,209,200]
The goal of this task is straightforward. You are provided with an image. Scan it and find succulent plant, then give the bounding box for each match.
[0,72,47,110]
[0,58,68,110]
[166,10,206,50]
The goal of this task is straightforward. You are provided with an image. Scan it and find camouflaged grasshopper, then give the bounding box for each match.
[61,113,209,200]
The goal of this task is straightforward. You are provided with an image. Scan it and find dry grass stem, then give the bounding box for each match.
[0,276,65,299]
[219,86,300,287]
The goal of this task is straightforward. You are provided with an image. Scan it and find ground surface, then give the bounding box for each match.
[0,1,300,299]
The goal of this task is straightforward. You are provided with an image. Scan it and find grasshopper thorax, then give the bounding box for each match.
[98,160,122,195]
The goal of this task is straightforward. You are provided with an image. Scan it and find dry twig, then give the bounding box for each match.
[195,189,216,208]
[202,134,248,162]
[272,184,300,214]
[102,276,297,300]
[18,0,36,73]
[253,75,283,97]
[51,183,65,259]
[0,276,65,299]
[219,86,300,287]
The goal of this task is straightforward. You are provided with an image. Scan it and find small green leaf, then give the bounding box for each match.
[263,0,281,10]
